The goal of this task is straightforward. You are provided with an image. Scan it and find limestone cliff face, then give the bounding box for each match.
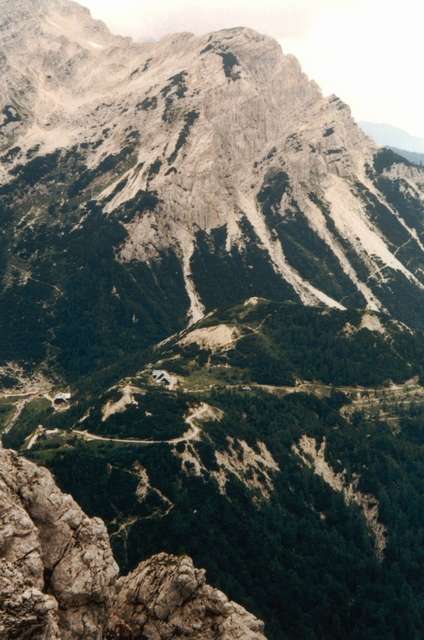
[0,447,118,639]
[109,554,266,640]
[0,447,266,640]
[1,0,424,377]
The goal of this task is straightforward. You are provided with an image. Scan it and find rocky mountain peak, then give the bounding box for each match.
[1,0,424,375]
[0,0,97,34]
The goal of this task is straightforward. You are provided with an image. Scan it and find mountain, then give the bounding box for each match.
[0,445,265,639]
[7,298,424,639]
[390,147,424,166]
[360,121,424,154]
[2,0,424,384]
[360,122,424,166]
[3,1,424,638]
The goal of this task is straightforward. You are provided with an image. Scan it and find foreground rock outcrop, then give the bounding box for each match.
[0,447,118,639]
[109,554,265,639]
[0,448,266,639]
[0,561,61,639]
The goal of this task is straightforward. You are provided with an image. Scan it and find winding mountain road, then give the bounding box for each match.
[72,402,213,446]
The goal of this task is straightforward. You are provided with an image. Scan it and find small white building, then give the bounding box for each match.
[152,370,173,387]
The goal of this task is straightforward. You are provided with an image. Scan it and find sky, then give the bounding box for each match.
[83,0,424,138]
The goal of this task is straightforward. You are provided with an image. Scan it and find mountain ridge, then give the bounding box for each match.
[390,147,424,166]
[360,121,424,154]
[2,0,424,382]
[3,3,424,638]
[3,0,424,356]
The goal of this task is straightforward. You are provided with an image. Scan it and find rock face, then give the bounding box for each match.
[109,554,266,640]
[0,447,266,639]
[0,447,119,639]
[0,561,61,639]
[1,0,424,379]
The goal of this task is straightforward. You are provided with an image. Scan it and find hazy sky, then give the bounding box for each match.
[83,0,424,137]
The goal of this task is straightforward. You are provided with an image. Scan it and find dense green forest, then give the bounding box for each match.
[3,298,424,639]
[28,389,424,640]
[153,300,424,387]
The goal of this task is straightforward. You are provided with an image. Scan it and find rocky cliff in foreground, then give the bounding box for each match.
[0,447,265,639]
